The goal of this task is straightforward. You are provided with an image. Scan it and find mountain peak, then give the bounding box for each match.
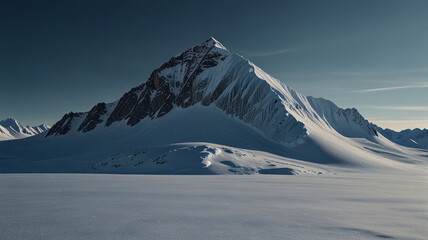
[201,37,227,50]
[0,117,20,128]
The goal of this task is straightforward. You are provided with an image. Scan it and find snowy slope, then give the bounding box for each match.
[0,118,50,141]
[1,38,427,174]
[307,97,377,138]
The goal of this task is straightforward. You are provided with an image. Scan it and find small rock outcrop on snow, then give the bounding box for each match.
[0,117,50,141]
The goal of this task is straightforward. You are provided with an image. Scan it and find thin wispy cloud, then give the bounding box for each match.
[359,106,428,111]
[240,48,299,57]
[240,36,353,58]
[330,67,428,77]
[354,82,428,93]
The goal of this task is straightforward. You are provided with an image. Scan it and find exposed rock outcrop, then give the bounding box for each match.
[78,103,107,133]
[46,112,83,137]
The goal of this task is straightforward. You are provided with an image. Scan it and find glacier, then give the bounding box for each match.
[1,173,427,240]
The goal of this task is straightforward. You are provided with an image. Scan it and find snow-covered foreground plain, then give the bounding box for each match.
[1,173,427,240]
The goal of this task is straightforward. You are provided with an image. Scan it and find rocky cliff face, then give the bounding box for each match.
[46,112,83,137]
[105,38,227,126]
[78,103,107,133]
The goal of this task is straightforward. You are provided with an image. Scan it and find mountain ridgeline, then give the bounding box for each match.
[46,37,378,145]
[373,125,428,148]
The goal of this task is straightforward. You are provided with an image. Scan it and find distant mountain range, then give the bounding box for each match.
[0,38,426,174]
[0,118,50,141]
[372,124,428,149]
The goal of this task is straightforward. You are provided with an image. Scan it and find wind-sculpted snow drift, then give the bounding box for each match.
[1,38,427,174]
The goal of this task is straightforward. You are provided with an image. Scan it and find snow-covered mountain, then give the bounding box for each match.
[0,38,426,174]
[0,118,50,141]
[373,124,428,148]
[46,38,377,143]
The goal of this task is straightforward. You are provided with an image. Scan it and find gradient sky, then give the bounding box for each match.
[1,0,428,130]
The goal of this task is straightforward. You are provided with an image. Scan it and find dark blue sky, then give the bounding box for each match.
[2,0,428,130]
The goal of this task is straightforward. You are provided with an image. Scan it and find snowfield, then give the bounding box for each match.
[1,173,427,240]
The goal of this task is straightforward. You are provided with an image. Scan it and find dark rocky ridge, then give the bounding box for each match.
[46,112,83,137]
[78,103,107,133]
[106,38,226,127]
[47,38,227,136]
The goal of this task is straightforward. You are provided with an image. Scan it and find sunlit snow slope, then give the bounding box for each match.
[0,38,427,174]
